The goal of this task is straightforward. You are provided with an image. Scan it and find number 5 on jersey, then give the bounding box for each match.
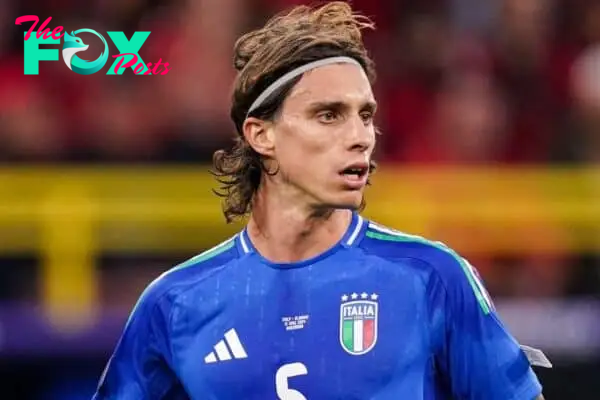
[276,362,308,400]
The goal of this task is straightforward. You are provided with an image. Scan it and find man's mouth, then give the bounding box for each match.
[340,163,369,178]
[339,163,369,187]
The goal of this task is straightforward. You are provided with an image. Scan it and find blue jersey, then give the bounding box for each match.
[93,213,542,399]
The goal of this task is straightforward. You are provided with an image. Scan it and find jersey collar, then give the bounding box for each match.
[236,211,367,261]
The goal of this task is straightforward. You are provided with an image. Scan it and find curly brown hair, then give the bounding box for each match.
[212,1,377,223]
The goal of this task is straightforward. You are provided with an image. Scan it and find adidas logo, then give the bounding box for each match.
[204,328,248,364]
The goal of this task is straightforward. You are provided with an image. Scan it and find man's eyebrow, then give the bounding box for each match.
[306,100,378,112]
[306,101,346,112]
[363,101,377,112]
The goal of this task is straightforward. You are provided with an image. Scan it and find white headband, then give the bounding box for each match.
[246,56,362,117]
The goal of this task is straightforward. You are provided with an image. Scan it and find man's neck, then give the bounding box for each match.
[247,190,353,263]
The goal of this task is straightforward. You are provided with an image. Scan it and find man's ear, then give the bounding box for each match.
[243,117,275,157]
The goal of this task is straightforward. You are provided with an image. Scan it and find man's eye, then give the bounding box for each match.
[360,111,373,124]
[318,111,337,122]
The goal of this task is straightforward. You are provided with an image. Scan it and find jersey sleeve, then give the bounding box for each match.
[92,282,184,399]
[430,254,543,400]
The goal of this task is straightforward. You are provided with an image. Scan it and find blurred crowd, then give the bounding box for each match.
[0,0,598,165]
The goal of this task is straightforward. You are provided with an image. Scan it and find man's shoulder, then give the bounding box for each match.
[136,235,241,309]
[359,220,469,281]
[360,220,495,312]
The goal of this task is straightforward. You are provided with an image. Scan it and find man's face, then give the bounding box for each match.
[270,63,377,209]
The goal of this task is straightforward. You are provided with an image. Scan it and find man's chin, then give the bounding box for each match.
[327,194,364,211]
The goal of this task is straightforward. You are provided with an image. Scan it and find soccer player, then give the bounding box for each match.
[93,2,549,399]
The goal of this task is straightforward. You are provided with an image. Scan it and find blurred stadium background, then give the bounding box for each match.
[0,0,599,398]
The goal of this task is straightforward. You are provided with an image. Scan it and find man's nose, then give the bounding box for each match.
[346,114,374,152]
